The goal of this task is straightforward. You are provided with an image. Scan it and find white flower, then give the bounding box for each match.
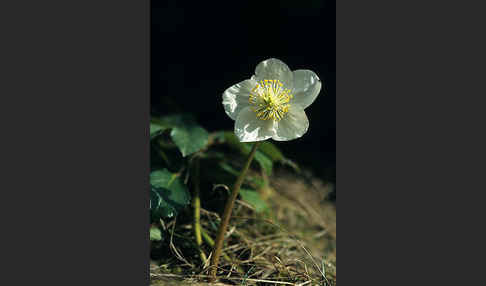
[223,58,322,142]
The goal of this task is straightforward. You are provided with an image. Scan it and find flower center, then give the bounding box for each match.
[249,79,293,121]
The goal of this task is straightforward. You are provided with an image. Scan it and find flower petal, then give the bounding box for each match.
[291,70,322,109]
[222,79,257,120]
[235,107,276,142]
[253,58,293,90]
[272,105,309,141]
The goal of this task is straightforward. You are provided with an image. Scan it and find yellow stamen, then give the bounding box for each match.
[248,79,292,121]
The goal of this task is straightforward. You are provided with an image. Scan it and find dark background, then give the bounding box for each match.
[151,0,335,181]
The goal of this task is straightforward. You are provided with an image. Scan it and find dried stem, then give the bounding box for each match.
[209,141,261,281]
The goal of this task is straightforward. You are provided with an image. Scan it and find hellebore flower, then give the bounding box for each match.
[223,58,322,142]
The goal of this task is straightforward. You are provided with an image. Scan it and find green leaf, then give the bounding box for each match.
[150,123,167,139]
[170,125,208,157]
[258,141,285,162]
[217,162,265,189]
[222,131,242,148]
[152,114,209,157]
[250,177,265,189]
[218,162,240,177]
[240,189,268,213]
[240,142,273,175]
[150,169,177,189]
[254,150,273,175]
[221,132,273,175]
[150,169,190,220]
[150,225,163,241]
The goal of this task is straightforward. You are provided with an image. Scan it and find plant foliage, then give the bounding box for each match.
[149,113,296,244]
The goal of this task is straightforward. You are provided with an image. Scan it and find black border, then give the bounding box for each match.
[2,0,150,285]
[338,0,486,285]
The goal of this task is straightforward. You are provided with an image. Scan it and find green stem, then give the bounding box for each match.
[201,227,215,246]
[192,158,207,264]
[209,141,261,281]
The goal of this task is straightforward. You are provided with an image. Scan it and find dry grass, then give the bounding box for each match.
[150,168,336,286]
